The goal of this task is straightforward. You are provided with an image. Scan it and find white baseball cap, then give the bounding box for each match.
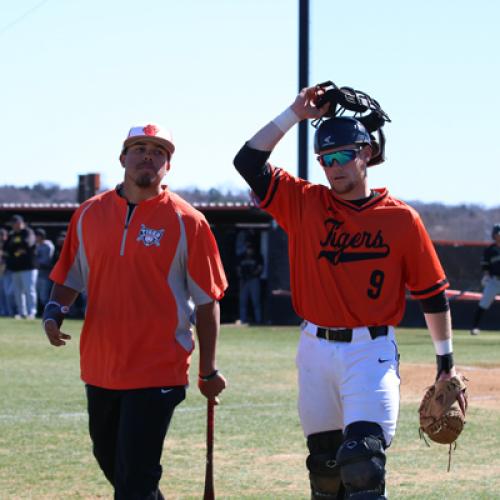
[122,124,175,155]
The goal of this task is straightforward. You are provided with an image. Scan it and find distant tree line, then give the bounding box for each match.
[0,183,249,204]
[0,183,78,204]
[0,184,498,242]
[406,201,500,242]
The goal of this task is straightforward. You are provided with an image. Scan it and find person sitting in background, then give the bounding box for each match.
[470,223,500,335]
[34,228,55,311]
[236,241,264,325]
[4,215,38,319]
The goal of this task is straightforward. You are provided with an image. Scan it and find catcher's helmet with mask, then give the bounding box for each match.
[312,81,390,167]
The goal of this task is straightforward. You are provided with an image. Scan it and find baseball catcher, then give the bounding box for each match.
[234,79,465,498]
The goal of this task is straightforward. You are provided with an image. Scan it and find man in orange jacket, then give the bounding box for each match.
[42,124,228,499]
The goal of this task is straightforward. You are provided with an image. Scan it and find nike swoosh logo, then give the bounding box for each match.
[378,358,391,363]
[160,388,173,394]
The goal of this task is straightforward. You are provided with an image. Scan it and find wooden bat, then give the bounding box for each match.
[203,398,216,500]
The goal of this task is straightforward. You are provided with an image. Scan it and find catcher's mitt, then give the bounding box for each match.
[418,374,468,469]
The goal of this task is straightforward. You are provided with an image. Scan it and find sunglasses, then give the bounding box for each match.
[318,147,362,167]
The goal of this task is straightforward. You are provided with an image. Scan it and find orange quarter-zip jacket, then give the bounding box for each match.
[50,187,227,389]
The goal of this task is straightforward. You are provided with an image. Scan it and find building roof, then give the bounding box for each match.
[0,201,272,227]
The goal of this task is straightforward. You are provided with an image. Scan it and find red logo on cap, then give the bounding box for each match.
[143,124,159,136]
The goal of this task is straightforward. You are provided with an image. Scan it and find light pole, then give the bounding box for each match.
[298,0,309,180]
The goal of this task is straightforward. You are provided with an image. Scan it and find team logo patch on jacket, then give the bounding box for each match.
[137,224,165,247]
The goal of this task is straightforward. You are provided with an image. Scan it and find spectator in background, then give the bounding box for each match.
[237,241,264,325]
[0,227,14,316]
[470,223,500,335]
[35,228,55,311]
[52,230,67,265]
[51,229,87,317]
[4,215,38,319]
[235,228,257,258]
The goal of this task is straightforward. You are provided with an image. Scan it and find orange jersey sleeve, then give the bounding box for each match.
[260,166,313,232]
[401,208,449,299]
[260,166,448,327]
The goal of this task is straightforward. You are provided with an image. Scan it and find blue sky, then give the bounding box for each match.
[1,0,499,206]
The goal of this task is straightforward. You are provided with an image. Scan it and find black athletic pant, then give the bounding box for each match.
[86,384,186,500]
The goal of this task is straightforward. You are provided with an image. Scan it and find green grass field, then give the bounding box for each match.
[1,318,499,499]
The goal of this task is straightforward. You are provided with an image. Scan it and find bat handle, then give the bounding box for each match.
[203,399,216,500]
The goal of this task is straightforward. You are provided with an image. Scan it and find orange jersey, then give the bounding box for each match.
[260,166,448,327]
[50,188,227,389]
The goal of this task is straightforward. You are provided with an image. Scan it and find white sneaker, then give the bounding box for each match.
[470,328,480,336]
[26,314,36,320]
[14,314,23,320]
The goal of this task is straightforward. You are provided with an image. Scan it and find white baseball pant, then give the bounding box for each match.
[296,323,400,446]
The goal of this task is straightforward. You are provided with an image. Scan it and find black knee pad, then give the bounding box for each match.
[336,421,386,498]
[306,430,345,499]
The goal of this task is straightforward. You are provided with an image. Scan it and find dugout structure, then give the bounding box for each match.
[1,203,498,329]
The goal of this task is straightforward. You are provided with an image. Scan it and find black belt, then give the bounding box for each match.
[316,325,389,342]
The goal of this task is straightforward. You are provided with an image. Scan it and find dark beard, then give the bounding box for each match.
[134,172,154,188]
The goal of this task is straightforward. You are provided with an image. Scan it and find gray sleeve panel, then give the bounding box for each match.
[167,212,195,353]
[62,202,92,293]
[184,220,216,306]
[187,274,214,306]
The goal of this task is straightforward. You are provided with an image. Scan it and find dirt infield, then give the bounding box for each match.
[400,363,500,410]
